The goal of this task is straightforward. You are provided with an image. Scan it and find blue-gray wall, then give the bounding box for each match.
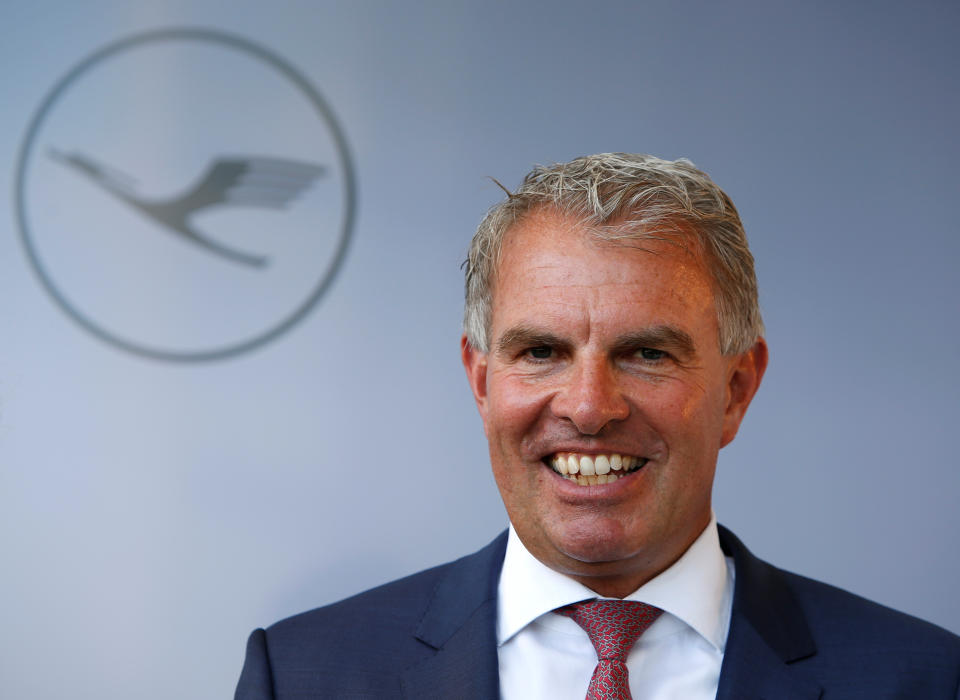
[1,2,957,698]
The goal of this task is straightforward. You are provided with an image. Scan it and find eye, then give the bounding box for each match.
[636,347,666,361]
[527,346,553,360]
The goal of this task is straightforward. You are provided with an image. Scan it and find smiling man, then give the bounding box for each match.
[236,154,960,700]
[461,203,764,602]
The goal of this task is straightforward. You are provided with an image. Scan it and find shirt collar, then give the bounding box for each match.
[497,513,732,651]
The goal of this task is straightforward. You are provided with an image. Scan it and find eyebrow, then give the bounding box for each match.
[495,326,568,355]
[612,326,697,359]
[494,324,697,359]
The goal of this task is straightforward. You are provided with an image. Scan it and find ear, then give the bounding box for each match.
[461,335,490,428]
[720,337,768,448]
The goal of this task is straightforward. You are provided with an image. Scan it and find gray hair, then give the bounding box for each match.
[463,153,764,355]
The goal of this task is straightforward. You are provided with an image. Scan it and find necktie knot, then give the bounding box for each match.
[555,599,662,699]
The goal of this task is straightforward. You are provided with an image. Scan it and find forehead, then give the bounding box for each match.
[491,209,717,327]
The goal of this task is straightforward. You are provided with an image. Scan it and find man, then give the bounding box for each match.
[235,154,960,699]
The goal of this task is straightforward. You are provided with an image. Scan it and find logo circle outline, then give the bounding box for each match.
[15,27,357,362]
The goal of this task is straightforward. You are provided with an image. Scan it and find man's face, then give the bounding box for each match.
[462,208,766,596]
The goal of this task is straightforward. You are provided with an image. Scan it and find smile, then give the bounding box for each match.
[546,452,648,486]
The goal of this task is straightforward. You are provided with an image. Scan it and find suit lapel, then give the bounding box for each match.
[716,526,823,700]
[400,532,507,700]
[398,526,824,699]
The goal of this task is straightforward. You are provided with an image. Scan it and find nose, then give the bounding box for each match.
[550,354,630,435]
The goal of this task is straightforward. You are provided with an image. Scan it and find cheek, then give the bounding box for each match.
[484,376,560,473]
[668,375,728,431]
[636,380,705,429]
[486,373,553,431]
[638,382,727,466]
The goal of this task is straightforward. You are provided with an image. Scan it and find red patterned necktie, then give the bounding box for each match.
[556,599,663,700]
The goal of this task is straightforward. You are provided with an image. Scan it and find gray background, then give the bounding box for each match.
[1,1,957,698]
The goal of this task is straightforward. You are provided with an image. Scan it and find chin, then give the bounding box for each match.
[550,518,645,567]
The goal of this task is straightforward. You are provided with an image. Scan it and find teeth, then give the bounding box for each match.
[567,472,626,486]
[579,455,595,476]
[595,455,610,475]
[554,455,568,475]
[549,452,646,486]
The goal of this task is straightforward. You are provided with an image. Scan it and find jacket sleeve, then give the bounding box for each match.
[234,628,276,700]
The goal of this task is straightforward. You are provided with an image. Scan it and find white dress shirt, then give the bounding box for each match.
[497,514,734,700]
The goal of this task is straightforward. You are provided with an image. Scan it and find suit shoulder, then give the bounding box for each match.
[240,534,506,698]
[781,567,960,651]
[719,526,960,695]
[267,557,453,640]
[239,559,467,698]
[720,524,959,653]
[262,531,507,652]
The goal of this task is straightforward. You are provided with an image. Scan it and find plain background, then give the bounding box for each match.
[1,2,957,698]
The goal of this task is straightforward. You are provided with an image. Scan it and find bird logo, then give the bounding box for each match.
[48,149,325,267]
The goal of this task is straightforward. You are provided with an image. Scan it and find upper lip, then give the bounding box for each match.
[540,448,647,462]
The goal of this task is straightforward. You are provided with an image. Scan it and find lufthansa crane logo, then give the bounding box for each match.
[15,28,356,362]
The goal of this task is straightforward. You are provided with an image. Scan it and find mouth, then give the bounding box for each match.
[544,452,649,487]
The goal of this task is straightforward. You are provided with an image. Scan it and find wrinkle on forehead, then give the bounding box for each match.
[511,257,710,312]
[490,208,720,352]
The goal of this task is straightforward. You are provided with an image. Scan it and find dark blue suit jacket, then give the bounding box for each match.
[235,526,960,699]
